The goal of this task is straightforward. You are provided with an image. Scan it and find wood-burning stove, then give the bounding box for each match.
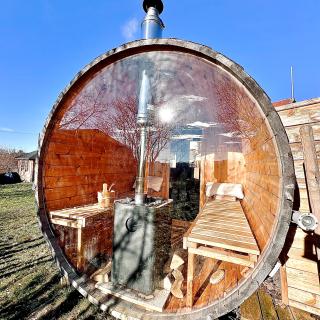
[111,199,172,295]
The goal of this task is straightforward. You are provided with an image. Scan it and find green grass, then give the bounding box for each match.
[0,183,109,320]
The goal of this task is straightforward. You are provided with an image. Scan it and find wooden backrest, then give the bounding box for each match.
[145,161,170,200]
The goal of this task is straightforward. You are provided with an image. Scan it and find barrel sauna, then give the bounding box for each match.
[36,39,295,319]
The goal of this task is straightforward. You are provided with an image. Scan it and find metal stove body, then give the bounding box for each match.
[111,200,171,295]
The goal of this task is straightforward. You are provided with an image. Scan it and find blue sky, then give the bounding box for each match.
[0,0,319,151]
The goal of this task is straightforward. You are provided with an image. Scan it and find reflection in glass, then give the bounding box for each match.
[44,50,280,311]
[58,51,268,220]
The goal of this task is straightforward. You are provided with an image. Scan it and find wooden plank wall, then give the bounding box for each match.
[277,99,320,211]
[241,135,281,251]
[276,97,320,316]
[43,129,137,211]
[200,120,281,252]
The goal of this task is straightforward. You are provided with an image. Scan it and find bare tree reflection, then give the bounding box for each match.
[60,86,175,162]
[215,78,262,141]
[60,84,108,130]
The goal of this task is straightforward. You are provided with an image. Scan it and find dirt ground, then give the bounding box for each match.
[0,183,317,320]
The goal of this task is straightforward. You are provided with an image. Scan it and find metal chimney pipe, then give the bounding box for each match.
[135,0,164,205]
[142,1,164,39]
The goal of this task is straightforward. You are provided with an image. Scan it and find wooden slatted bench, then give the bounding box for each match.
[183,198,260,307]
[49,204,113,272]
[49,204,112,228]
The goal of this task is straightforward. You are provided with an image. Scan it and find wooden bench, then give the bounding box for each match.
[49,204,111,228]
[49,204,113,272]
[183,198,260,307]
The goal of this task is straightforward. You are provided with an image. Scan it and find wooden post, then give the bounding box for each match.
[186,250,195,308]
[77,228,84,272]
[199,156,206,210]
[300,125,320,259]
[280,266,289,305]
[186,242,197,308]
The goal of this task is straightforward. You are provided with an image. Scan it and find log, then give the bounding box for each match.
[170,249,186,270]
[209,269,225,285]
[90,261,112,283]
[161,274,173,291]
[171,269,184,299]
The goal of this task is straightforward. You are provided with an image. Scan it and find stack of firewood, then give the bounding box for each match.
[162,249,186,299]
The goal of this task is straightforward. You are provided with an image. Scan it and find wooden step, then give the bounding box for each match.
[95,282,170,312]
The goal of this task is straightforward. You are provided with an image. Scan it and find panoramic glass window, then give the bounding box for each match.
[43,49,281,312]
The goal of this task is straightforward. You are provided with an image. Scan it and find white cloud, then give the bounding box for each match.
[187,121,218,128]
[122,18,139,41]
[0,127,14,132]
[172,134,203,140]
[183,95,207,102]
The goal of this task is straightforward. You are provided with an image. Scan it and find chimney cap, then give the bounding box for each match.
[143,0,164,14]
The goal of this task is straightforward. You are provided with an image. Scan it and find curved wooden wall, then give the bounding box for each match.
[43,129,137,211]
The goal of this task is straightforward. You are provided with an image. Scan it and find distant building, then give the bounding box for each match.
[16,151,37,182]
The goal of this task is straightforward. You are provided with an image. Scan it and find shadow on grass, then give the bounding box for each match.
[37,290,88,320]
[0,240,46,259]
[0,237,43,251]
[0,272,92,320]
[0,256,53,279]
[0,184,104,320]
[0,273,61,319]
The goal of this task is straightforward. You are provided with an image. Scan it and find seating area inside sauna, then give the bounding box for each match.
[41,50,282,313]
